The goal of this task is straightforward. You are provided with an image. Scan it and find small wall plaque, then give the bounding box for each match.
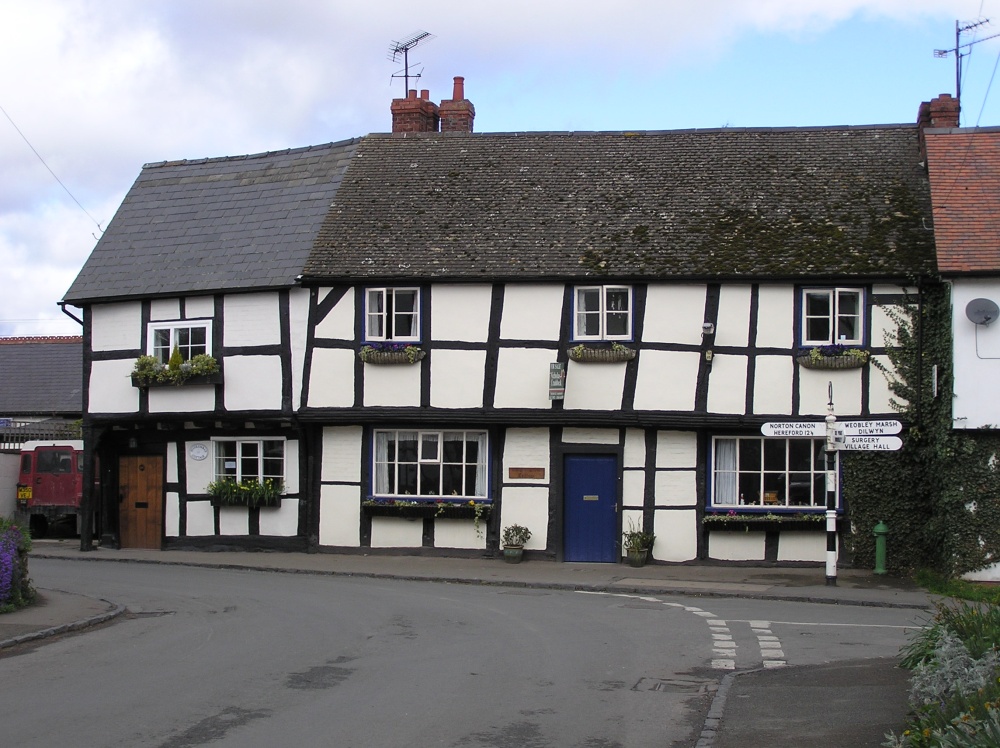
[509,467,546,480]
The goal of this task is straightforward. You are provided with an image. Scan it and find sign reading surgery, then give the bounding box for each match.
[842,435,903,451]
[761,422,826,438]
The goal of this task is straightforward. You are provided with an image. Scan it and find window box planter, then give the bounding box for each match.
[358,346,426,365]
[567,344,636,363]
[206,478,283,509]
[210,494,282,509]
[362,502,492,521]
[131,372,223,388]
[796,346,869,370]
[702,514,836,533]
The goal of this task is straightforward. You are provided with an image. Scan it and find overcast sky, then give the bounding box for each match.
[2,0,998,337]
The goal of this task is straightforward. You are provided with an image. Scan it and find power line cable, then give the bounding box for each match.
[0,102,103,234]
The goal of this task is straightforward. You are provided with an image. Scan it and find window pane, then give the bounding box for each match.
[153,328,172,363]
[606,312,629,337]
[398,464,417,495]
[420,433,439,461]
[367,290,385,338]
[578,288,601,312]
[442,464,463,496]
[216,441,237,478]
[763,440,785,472]
[396,432,418,463]
[806,317,830,343]
[442,433,464,463]
[738,439,761,470]
[739,473,760,505]
[836,293,861,342]
[394,290,416,313]
[805,292,831,316]
[606,288,629,312]
[812,475,826,505]
[763,473,783,504]
[788,473,812,505]
[788,440,812,471]
[419,464,440,495]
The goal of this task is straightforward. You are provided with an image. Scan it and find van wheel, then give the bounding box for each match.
[29,515,48,539]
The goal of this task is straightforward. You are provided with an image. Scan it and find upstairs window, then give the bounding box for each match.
[213,439,285,484]
[373,430,488,499]
[149,321,212,364]
[573,285,632,341]
[366,288,420,341]
[801,288,863,346]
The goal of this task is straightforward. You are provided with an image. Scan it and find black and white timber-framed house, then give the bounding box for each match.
[61,78,937,564]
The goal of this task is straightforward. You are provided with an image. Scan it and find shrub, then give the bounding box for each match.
[0,518,34,612]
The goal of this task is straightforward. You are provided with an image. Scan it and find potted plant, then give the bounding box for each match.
[622,519,656,567]
[206,477,283,508]
[796,344,869,370]
[501,524,532,564]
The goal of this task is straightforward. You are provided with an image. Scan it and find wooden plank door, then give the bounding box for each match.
[119,456,164,549]
[563,455,619,562]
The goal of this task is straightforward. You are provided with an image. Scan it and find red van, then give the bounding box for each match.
[15,440,85,538]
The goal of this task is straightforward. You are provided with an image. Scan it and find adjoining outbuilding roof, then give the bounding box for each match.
[0,337,82,416]
[304,125,936,282]
[925,126,1000,275]
[62,138,360,304]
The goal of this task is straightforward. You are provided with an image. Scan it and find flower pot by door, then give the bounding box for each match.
[627,548,648,568]
[503,546,524,564]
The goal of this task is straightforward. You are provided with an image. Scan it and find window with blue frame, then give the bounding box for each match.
[573,285,632,341]
[801,288,864,346]
[373,430,488,499]
[365,288,420,341]
[711,436,833,509]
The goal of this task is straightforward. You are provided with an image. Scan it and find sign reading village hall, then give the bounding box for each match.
[761,420,903,451]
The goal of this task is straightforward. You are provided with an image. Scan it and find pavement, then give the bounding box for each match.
[6,540,935,747]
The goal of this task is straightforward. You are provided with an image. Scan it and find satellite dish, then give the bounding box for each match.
[966,298,1000,325]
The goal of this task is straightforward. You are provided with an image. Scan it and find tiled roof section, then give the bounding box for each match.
[0,337,82,415]
[306,127,935,281]
[925,128,1000,274]
[63,138,361,303]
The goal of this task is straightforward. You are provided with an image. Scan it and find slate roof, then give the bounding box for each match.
[63,138,360,303]
[0,337,82,416]
[305,126,935,282]
[925,127,1000,274]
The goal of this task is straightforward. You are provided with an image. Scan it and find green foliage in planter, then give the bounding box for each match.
[206,477,283,508]
[843,284,1000,576]
[132,352,220,386]
[806,345,869,365]
[501,524,531,547]
[622,518,655,550]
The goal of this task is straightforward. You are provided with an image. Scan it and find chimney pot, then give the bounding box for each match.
[439,75,475,134]
[420,89,430,100]
[407,89,417,99]
[452,76,465,100]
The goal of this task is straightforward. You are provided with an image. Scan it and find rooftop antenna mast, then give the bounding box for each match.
[935,18,1000,125]
[388,31,434,92]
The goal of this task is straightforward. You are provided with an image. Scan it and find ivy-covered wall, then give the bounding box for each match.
[844,282,1000,576]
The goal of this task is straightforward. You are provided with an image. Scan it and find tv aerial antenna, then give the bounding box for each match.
[388,31,435,92]
[934,18,1000,124]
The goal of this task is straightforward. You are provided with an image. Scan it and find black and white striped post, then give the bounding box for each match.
[824,381,841,585]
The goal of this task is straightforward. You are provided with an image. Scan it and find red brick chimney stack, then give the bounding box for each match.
[439,76,476,133]
[918,93,961,163]
[390,88,440,133]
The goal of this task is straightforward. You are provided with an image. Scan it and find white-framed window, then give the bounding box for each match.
[148,320,212,364]
[801,288,863,346]
[711,436,833,509]
[373,430,488,499]
[213,438,285,485]
[573,285,632,341]
[365,288,420,341]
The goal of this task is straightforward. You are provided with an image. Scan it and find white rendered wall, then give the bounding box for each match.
[185,296,215,318]
[562,428,618,444]
[91,302,142,351]
[431,285,492,342]
[624,429,645,468]
[777,532,825,562]
[499,284,563,340]
[430,350,486,408]
[500,486,548,550]
[653,509,697,561]
[314,288,355,340]
[656,431,697,468]
[288,288,310,414]
[165,492,180,536]
[644,285,706,345]
[494,348,556,409]
[963,562,1000,583]
[148,384,215,413]
[715,285,752,347]
[798,368,862,416]
[633,351,699,411]
[88,359,139,413]
[753,356,794,415]
[186,501,215,536]
[563,362,625,410]
[706,355,748,414]
[708,532,767,561]
[370,517,423,547]
[868,355,897,414]
[363,362,421,407]
[755,286,794,349]
[150,298,180,321]
[259,500,300,536]
[654,471,697,507]
[319,484,361,546]
[224,292,281,347]
[502,429,550,485]
[219,507,249,535]
[952,279,1000,428]
[0,454,18,518]
[224,355,283,411]
[321,427,363,484]
[435,519,487,550]
[185,441,214,494]
[308,349,355,408]
[622,470,645,509]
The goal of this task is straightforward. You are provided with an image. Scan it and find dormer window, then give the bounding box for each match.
[573,285,632,341]
[148,321,212,364]
[801,288,863,346]
[366,288,420,342]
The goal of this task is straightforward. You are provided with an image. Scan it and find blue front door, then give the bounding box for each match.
[564,455,618,562]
